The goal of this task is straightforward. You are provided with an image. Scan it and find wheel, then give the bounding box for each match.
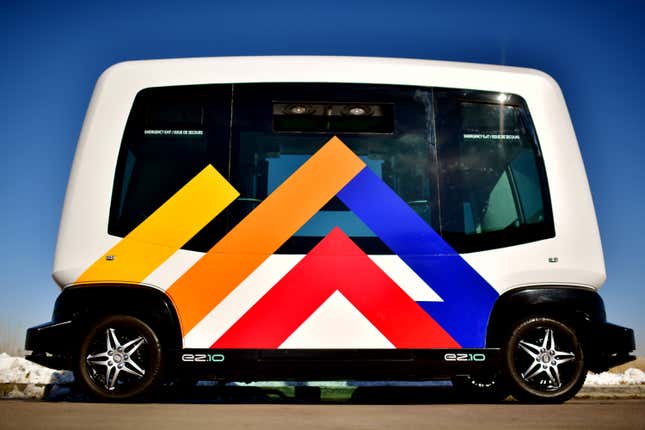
[451,373,509,403]
[76,315,163,401]
[503,317,585,403]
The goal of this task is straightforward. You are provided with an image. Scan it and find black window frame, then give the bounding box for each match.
[433,88,555,252]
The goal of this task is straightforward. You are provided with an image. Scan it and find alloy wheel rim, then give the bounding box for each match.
[513,326,579,392]
[85,327,148,392]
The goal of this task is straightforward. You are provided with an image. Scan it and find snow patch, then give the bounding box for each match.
[0,353,73,385]
[585,368,645,386]
[2,384,47,399]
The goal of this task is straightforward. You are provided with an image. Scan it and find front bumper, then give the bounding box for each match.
[25,320,75,370]
[587,322,636,372]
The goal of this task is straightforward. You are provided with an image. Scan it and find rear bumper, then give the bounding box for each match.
[587,322,636,372]
[25,320,75,370]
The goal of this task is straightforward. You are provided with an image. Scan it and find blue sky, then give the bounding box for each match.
[1,0,643,355]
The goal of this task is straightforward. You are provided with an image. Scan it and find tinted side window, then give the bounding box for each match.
[109,84,552,255]
[435,90,554,252]
[108,85,232,249]
[231,83,439,254]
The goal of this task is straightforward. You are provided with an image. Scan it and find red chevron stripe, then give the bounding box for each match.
[212,228,459,349]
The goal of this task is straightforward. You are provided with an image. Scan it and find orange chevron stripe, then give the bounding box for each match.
[167,137,366,335]
[77,165,239,284]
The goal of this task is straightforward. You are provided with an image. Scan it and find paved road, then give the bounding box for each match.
[1,399,644,430]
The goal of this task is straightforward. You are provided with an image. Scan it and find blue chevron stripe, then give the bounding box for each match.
[337,167,499,347]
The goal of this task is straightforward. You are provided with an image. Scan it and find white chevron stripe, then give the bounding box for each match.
[279,291,395,349]
[142,250,203,291]
[368,255,442,302]
[183,254,304,348]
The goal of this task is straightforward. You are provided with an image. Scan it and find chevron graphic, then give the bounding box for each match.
[79,137,500,348]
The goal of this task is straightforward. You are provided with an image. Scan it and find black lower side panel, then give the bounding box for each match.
[176,349,501,381]
[587,322,636,372]
[25,320,76,369]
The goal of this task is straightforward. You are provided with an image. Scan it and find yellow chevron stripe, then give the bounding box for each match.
[76,165,239,284]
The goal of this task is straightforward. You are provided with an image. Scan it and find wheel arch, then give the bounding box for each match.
[53,284,183,359]
[485,286,607,349]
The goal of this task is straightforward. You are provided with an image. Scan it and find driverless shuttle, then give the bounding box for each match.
[26,57,635,402]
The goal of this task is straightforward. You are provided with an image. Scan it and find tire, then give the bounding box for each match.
[76,315,163,401]
[451,373,509,403]
[503,317,586,403]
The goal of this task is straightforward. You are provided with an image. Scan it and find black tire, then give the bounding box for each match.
[76,315,163,401]
[503,317,586,403]
[451,373,509,403]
